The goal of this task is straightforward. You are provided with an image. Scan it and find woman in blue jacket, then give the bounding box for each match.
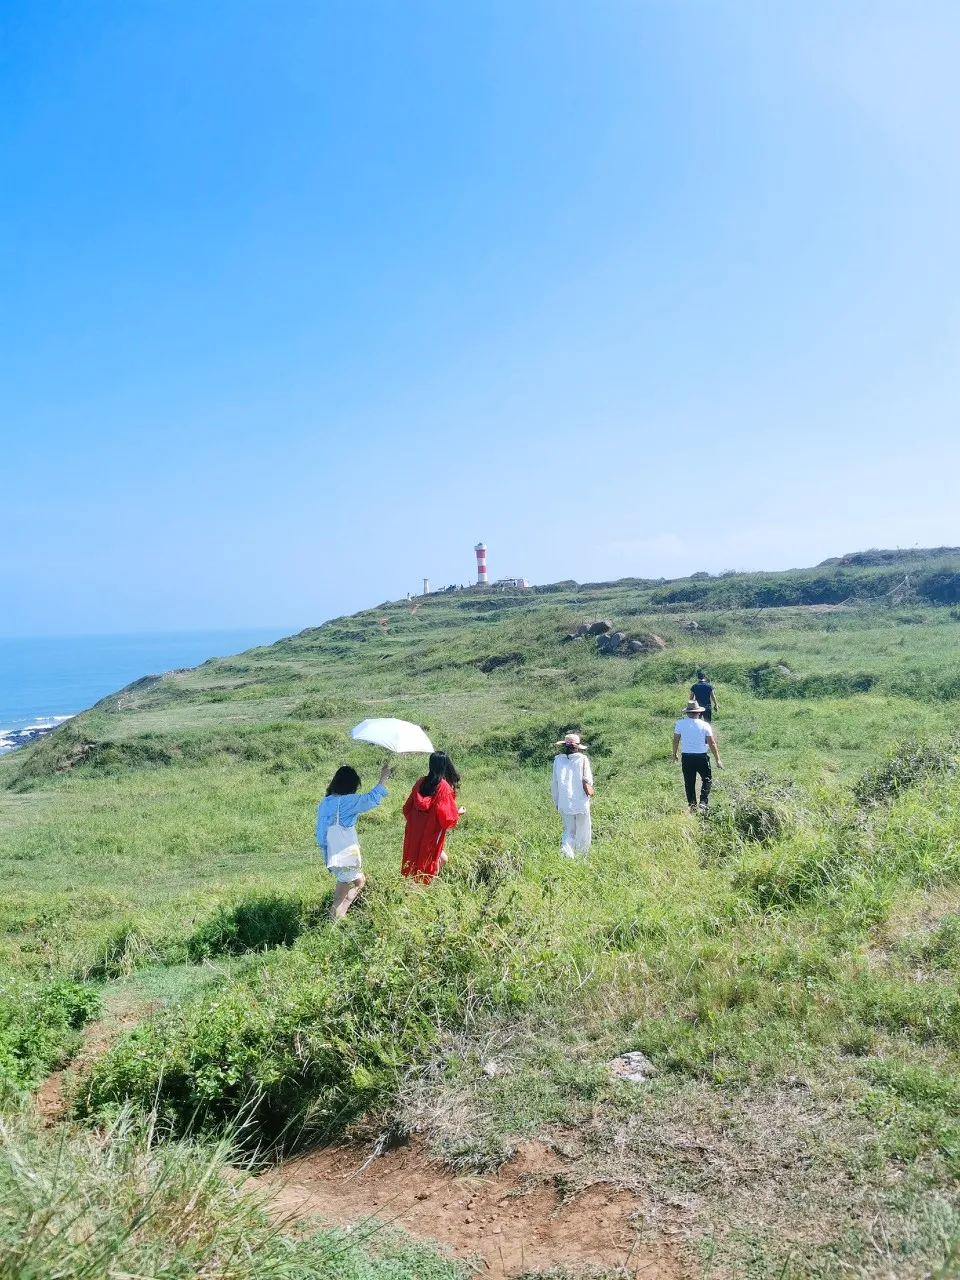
[316,762,391,920]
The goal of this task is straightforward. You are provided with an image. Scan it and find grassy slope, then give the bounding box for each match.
[4,560,960,1275]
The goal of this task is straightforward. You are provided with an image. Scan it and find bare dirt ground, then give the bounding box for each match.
[33,995,151,1123]
[261,1137,686,1278]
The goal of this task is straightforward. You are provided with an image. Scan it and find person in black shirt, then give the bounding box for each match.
[690,671,718,723]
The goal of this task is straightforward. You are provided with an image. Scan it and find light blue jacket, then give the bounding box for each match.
[315,784,388,861]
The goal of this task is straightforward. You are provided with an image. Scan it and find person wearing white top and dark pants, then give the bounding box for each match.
[552,732,594,857]
[672,699,723,813]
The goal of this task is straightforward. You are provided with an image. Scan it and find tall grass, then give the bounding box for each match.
[0,1108,464,1279]
[4,585,960,1273]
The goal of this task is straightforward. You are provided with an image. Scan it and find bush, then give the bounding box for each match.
[0,977,100,1099]
[187,893,324,961]
[708,772,799,846]
[477,719,610,766]
[79,888,559,1149]
[750,664,876,699]
[288,695,363,720]
[854,737,959,806]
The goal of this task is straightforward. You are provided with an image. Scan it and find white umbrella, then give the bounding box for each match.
[350,718,435,754]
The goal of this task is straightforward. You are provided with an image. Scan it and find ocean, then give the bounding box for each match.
[0,628,296,735]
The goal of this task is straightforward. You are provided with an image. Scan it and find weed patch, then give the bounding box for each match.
[855,736,959,806]
[187,892,325,960]
[0,976,100,1098]
[79,885,565,1149]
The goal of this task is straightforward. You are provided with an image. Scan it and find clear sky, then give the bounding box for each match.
[3,1,959,636]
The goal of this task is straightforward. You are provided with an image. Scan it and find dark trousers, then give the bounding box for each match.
[681,752,712,807]
[702,709,712,723]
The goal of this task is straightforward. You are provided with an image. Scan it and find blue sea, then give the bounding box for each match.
[0,628,296,734]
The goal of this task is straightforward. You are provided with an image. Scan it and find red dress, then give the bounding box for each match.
[401,778,460,883]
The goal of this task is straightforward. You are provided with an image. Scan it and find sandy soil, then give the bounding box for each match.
[261,1137,686,1278]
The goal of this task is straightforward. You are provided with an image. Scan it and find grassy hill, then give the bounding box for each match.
[4,552,960,1276]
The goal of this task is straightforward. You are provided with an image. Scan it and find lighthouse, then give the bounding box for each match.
[475,542,488,586]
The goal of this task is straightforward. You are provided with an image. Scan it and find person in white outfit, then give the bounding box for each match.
[552,732,594,857]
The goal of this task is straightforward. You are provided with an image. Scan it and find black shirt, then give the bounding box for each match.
[691,680,714,710]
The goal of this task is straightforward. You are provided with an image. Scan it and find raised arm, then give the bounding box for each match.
[352,780,389,815]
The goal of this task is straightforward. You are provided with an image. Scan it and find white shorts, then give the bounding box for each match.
[329,860,363,885]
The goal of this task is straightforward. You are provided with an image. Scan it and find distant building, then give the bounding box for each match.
[496,577,529,589]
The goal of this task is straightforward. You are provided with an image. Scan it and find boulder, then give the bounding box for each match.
[649,634,667,649]
[573,624,591,637]
[609,631,627,646]
[627,640,647,653]
[681,620,700,632]
[588,620,613,635]
[775,664,792,676]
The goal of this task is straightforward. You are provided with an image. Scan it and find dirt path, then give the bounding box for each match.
[34,995,151,1123]
[261,1137,685,1278]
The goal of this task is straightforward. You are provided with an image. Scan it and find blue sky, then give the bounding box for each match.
[3,0,959,636]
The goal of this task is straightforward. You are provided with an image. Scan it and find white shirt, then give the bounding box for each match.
[552,751,593,814]
[674,717,714,753]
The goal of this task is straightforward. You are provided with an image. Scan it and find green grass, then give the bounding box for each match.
[5,564,960,1273]
[0,1107,465,1280]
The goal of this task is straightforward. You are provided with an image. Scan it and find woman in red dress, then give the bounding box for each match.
[401,752,463,883]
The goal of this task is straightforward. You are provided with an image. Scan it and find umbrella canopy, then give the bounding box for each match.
[350,718,435,754]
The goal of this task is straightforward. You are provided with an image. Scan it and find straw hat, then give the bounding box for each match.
[555,731,588,749]
[683,700,704,715]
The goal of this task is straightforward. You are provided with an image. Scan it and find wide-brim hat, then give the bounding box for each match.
[555,731,588,749]
[683,700,704,715]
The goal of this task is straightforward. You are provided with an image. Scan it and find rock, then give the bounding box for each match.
[608,1051,657,1084]
[627,640,646,653]
[775,664,792,676]
[649,634,667,648]
[596,633,624,654]
[681,620,700,631]
[482,1060,499,1078]
[573,624,591,637]
[588,620,613,635]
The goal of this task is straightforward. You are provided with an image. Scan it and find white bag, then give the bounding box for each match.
[326,799,361,869]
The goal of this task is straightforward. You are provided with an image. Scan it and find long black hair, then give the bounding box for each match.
[326,765,361,796]
[418,751,460,797]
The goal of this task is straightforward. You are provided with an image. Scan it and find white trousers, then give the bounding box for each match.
[560,808,592,858]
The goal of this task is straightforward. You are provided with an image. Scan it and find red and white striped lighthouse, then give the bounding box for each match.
[475,542,488,586]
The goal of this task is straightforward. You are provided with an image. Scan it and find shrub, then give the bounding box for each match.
[79,888,559,1149]
[187,893,324,961]
[750,664,876,699]
[477,719,610,766]
[708,772,798,846]
[288,695,363,720]
[854,737,959,806]
[0,977,100,1099]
